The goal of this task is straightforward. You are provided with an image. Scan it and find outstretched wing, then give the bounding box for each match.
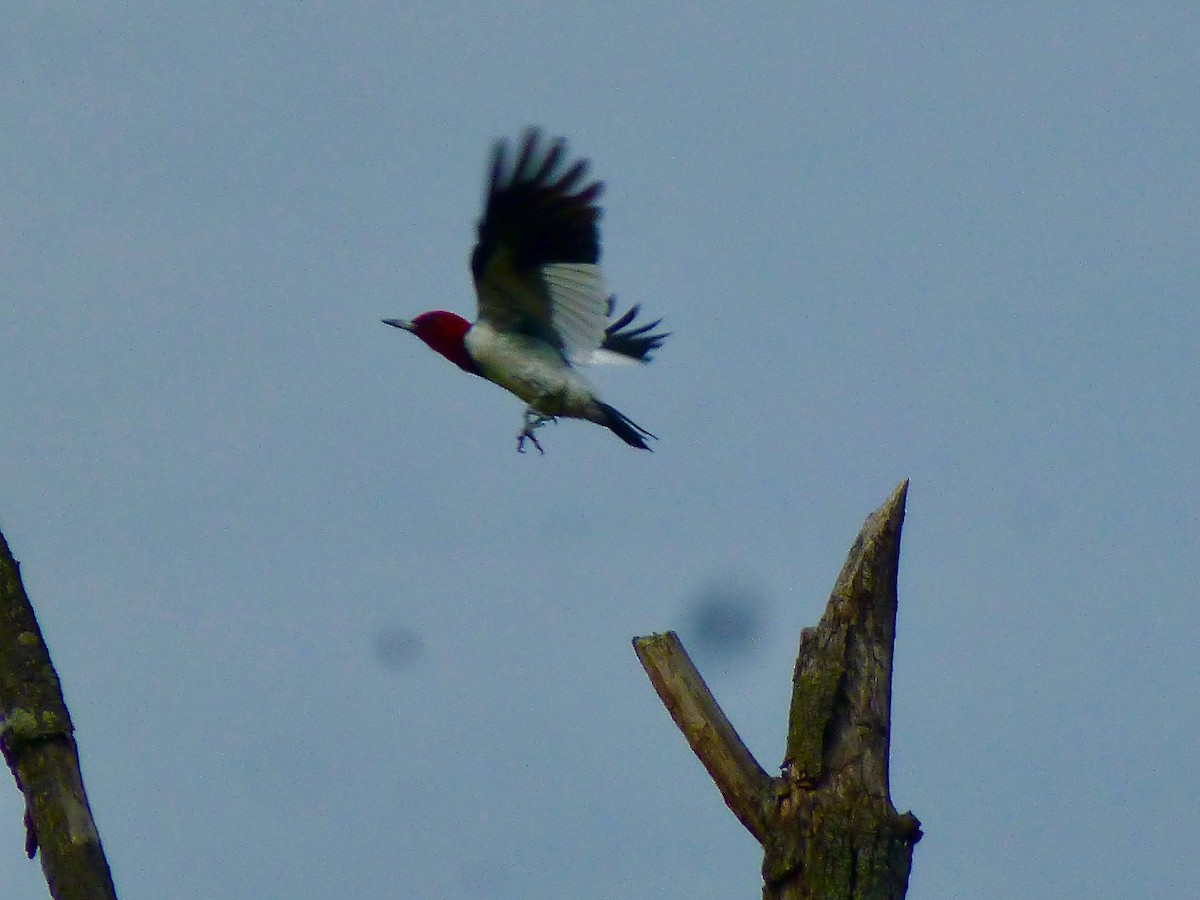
[470,129,609,356]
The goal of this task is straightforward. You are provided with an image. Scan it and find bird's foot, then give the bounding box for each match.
[517,429,545,454]
[516,410,557,454]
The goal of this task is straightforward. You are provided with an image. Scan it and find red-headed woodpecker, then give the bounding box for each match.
[384,129,667,453]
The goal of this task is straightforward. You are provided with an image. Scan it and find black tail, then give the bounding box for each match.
[597,402,657,450]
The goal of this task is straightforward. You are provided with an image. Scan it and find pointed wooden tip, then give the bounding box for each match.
[785,480,910,794]
[869,479,909,539]
[823,479,908,613]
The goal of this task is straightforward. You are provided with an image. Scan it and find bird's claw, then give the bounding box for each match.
[516,410,556,454]
[517,429,545,454]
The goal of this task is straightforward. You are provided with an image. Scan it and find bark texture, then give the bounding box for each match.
[0,526,118,900]
[634,481,920,899]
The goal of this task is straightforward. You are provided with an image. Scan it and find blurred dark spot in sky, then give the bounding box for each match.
[682,577,768,664]
[372,625,426,671]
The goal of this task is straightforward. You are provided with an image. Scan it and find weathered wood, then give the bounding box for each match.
[633,632,771,841]
[0,527,118,900]
[634,481,921,899]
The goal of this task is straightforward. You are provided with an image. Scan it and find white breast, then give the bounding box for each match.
[464,322,602,416]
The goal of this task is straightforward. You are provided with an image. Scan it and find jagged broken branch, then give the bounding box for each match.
[633,481,921,899]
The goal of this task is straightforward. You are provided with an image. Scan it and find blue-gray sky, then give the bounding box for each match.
[2,5,1198,898]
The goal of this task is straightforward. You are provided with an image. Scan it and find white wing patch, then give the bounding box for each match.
[540,262,608,356]
[579,347,641,366]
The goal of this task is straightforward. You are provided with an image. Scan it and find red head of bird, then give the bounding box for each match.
[384,311,477,374]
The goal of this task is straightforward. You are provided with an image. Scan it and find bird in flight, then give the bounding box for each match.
[384,129,667,453]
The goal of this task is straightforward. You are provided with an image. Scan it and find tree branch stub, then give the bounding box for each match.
[632,631,771,841]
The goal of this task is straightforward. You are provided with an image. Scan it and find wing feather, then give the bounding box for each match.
[470,130,669,366]
[571,300,670,366]
[470,129,606,355]
[540,262,608,351]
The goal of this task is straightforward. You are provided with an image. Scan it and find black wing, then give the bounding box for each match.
[470,129,608,352]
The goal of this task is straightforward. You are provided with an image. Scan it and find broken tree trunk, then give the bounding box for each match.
[0,526,118,900]
[634,481,921,899]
